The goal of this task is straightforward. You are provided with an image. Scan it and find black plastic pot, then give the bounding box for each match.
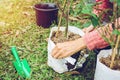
[34,3,58,28]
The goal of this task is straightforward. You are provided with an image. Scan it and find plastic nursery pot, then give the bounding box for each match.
[33,3,58,28]
[94,49,120,80]
[47,26,87,73]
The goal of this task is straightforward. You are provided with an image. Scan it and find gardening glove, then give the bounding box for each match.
[51,38,86,59]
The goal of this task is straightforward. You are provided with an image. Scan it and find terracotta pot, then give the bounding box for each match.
[34,3,58,28]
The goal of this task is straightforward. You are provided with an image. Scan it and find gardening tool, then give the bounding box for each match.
[11,46,31,78]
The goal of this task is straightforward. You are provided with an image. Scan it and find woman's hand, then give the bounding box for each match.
[51,38,86,59]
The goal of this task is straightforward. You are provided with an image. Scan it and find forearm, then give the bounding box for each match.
[83,29,109,50]
[75,38,87,51]
[51,37,87,59]
[83,18,120,50]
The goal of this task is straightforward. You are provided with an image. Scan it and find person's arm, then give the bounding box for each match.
[51,25,110,59]
[83,18,120,50]
[51,18,120,59]
[51,38,86,59]
[83,25,111,50]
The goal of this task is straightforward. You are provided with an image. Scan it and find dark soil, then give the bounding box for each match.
[51,31,81,44]
[100,55,120,70]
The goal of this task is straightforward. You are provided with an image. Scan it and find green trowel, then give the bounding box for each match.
[11,46,31,78]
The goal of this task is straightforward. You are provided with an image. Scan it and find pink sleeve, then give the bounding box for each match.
[96,0,110,2]
[84,17,120,50]
[83,30,109,50]
[83,23,115,50]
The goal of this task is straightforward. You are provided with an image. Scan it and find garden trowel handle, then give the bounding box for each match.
[11,46,21,65]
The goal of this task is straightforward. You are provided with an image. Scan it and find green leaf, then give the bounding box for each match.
[110,0,113,2]
[112,30,120,35]
[90,15,99,27]
[81,3,99,27]
[110,0,120,6]
[117,0,120,6]
[82,21,91,28]
[81,4,93,15]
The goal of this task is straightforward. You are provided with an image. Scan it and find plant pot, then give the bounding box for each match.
[33,3,58,28]
[94,49,120,80]
[47,26,89,73]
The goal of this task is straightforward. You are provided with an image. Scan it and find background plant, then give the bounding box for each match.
[109,0,120,68]
[80,0,120,69]
[55,0,74,38]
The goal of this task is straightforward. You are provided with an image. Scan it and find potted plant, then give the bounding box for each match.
[74,0,120,79]
[91,0,120,80]
[47,0,89,73]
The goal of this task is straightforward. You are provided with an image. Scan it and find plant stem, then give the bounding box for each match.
[56,2,67,18]
[110,35,120,68]
[55,0,67,37]
[110,0,119,69]
[65,0,70,38]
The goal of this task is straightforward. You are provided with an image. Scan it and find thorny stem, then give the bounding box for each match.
[55,0,67,37]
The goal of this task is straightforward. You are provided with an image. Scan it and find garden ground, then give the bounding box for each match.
[0,0,96,80]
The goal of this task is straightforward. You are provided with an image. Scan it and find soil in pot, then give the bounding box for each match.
[51,31,80,44]
[51,31,88,70]
[100,55,120,70]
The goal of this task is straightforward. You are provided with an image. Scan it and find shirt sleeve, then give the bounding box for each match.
[83,29,109,50]
[82,23,116,50]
